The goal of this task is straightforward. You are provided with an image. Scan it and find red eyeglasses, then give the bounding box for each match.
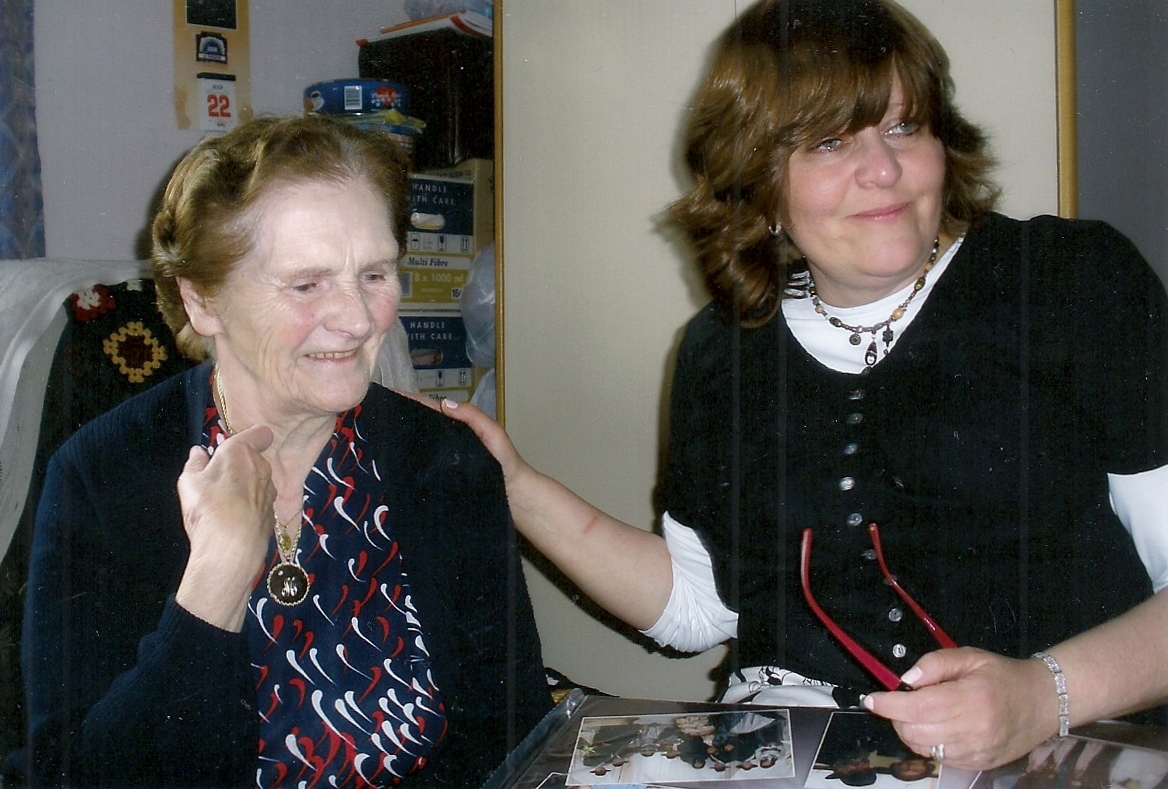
[800,523,957,691]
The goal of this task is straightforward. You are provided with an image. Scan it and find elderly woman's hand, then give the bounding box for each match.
[175,424,276,631]
[863,647,1060,771]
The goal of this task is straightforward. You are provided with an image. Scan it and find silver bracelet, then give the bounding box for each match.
[1032,650,1070,737]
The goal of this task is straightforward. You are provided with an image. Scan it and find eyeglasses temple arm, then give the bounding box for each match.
[800,528,908,691]
[867,523,958,650]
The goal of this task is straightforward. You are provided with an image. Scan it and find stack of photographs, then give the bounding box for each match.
[486,692,1165,789]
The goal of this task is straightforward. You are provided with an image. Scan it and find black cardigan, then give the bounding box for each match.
[664,214,1168,694]
[20,363,551,788]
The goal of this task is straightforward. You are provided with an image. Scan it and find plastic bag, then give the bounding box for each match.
[470,368,496,419]
[460,242,495,368]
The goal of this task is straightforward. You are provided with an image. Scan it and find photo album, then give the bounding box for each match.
[484,693,983,789]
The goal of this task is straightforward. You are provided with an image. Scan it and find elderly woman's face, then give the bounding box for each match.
[784,77,946,307]
[201,177,401,421]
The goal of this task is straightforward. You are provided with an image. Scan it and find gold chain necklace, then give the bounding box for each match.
[213,365,234,435]
[274,510,300,557]
[212,366,310,606]
[808,237,939,373]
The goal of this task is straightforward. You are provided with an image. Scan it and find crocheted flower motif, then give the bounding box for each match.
[69,284,116,322]
[103,321,168,383]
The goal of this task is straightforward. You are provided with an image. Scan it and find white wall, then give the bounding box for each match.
[35,0,409,260]
[500,0,1060,701]
[1076,0,1168,285]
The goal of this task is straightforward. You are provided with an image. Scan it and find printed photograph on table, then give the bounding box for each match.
[807,712,939,789]
[566,709,793,786]
[977,735,1168,789]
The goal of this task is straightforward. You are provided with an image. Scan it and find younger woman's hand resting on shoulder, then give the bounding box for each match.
[434,398,675,631]
[175,424,276,632]
[438,399,532,488]
[396,392,542,515]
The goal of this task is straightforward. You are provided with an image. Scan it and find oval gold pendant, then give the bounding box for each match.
[267,562,310,606]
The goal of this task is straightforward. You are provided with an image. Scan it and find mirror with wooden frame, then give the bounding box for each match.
[494,0,1078,701]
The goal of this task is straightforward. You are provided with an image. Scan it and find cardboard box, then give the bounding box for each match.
[407,174,475,256]
[398,252,470,311]
[400,313,475,400]
[422,158,494,255]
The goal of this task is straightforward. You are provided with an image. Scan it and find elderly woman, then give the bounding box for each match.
[19,115,550,788]
[443,0,1168,772]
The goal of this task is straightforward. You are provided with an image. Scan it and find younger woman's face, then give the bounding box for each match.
[784,77,947,308]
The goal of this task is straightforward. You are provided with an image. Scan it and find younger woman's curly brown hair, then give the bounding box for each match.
[150,114,411,360]
[669,0,999,325]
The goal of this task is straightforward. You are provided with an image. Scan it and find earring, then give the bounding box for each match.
[769,222,783,237]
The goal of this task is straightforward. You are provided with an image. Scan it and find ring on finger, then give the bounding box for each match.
[931,743,945,762]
